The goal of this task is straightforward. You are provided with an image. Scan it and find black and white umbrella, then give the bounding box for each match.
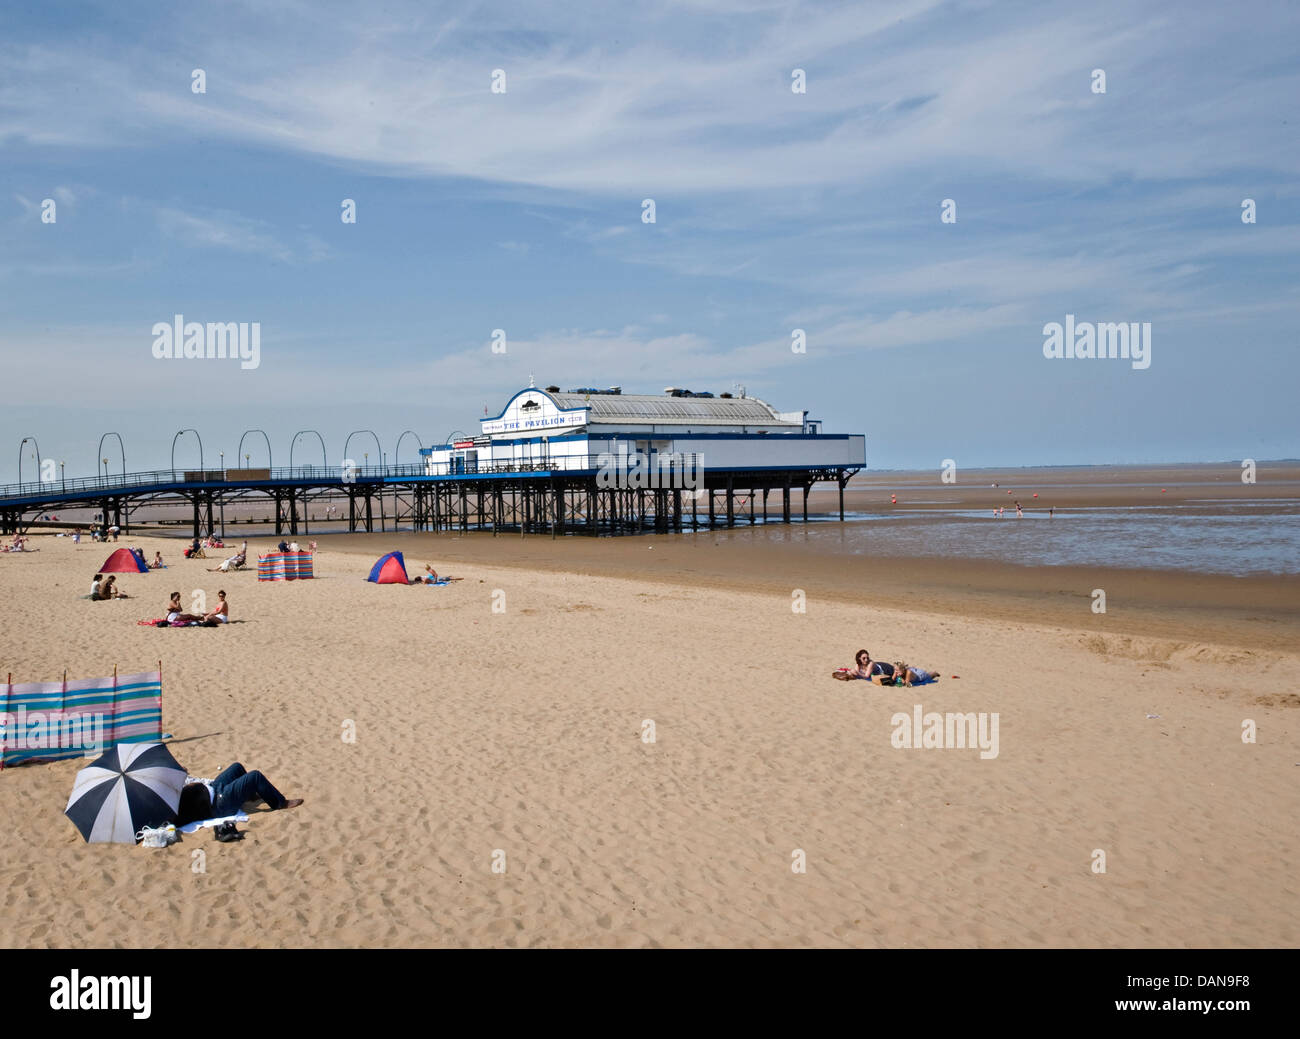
[65,742,186,843]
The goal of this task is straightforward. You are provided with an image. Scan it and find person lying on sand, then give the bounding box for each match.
[411,564,464,584]
[175,762,303,825]
[833,650,939,686]
[833,649,879,681]
[862,653,939,686]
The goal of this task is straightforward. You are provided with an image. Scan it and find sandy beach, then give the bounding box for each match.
[1,518,1296,948]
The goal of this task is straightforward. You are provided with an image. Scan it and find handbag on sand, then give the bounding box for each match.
[136,824,178,848]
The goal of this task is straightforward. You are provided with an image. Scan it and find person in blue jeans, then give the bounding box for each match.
[176,762,303,824]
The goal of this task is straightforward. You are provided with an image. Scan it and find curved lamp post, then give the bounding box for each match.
[394,430,424,468]
[344,430,383,474]
[97,432,126,481]
[290,430,327,469]
[18,436,42,486]
[237,429,273,471]
[170,429,204,475]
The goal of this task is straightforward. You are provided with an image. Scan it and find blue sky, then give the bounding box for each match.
[2,0,1297,482]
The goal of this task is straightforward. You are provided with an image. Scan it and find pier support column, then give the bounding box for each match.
[839,472,845,521]
[726,474,735,528]
[782,475,791,524]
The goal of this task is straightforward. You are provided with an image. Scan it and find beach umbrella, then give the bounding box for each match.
[65,742,186,843]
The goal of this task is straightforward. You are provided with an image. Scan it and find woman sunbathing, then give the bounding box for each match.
[833,650,939,686]
[412,564,464,584]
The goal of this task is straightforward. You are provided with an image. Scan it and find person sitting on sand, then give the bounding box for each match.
[90,573,106,598]
[165,591,204,624]
[151,552,164,569]
[94,575,129,600]
[174,762,303,825]
[203,590,229,624]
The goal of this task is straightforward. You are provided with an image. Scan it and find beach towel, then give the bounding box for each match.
[137,618,167,626]
[178,810,249,835]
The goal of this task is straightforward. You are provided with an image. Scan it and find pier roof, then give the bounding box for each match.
[548,391,799,426]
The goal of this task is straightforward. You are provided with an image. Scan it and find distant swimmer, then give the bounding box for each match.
[1049,507,1054,519]
[1014,500,1023,518]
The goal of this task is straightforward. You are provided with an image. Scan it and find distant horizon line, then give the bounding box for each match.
[862,459,1299,474]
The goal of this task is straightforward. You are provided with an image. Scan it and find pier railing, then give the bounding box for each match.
[0,453,706,503]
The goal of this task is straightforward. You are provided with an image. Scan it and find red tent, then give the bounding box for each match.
[367,551,409,584]
[99,548,148,574]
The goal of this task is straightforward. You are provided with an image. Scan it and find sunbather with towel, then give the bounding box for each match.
[412,564,464,584]
[175,762,303,825]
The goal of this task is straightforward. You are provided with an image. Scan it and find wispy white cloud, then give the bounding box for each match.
[155,205,327,263]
